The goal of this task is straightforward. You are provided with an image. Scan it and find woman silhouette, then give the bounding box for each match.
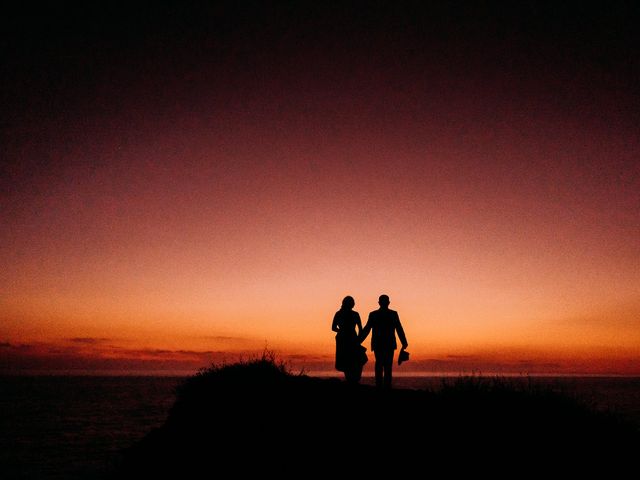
[331,295,365,383]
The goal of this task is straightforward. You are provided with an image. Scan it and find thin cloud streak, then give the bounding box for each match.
[68,337,111,344]
[199,335,254,344]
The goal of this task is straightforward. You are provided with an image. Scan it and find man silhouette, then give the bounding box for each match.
[360,294,408,388]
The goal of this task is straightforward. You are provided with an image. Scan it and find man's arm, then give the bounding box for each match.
[395,312,408,348]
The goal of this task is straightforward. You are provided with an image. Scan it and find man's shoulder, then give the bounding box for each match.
[369,308,398,317]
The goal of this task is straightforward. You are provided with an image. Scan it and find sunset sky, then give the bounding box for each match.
[2,2,639,375]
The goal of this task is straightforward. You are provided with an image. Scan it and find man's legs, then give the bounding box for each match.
[374,350,394,388]
[383,351,393,388]
[374,351,384,387]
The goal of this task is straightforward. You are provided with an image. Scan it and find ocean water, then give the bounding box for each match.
[1,375,638,479]
[0,376,182,480]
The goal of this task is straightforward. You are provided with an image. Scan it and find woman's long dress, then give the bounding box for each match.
[333,310,365,379]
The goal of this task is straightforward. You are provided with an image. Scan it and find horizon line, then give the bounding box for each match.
[2,369,639,378]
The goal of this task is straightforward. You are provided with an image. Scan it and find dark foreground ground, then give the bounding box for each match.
[117,357,638,476]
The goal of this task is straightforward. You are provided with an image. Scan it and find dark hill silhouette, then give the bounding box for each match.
[117,354,638,477]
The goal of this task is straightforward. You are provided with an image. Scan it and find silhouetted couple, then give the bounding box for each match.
[332,294,408,388]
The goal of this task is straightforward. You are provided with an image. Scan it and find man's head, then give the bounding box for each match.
[378,294,390,308]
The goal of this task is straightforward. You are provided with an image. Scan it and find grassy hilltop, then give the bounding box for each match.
[118,353,637,476]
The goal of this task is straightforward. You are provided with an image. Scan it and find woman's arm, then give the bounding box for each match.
[331,312,340,333]
[359,313,373,343]
[356,312,363,335]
